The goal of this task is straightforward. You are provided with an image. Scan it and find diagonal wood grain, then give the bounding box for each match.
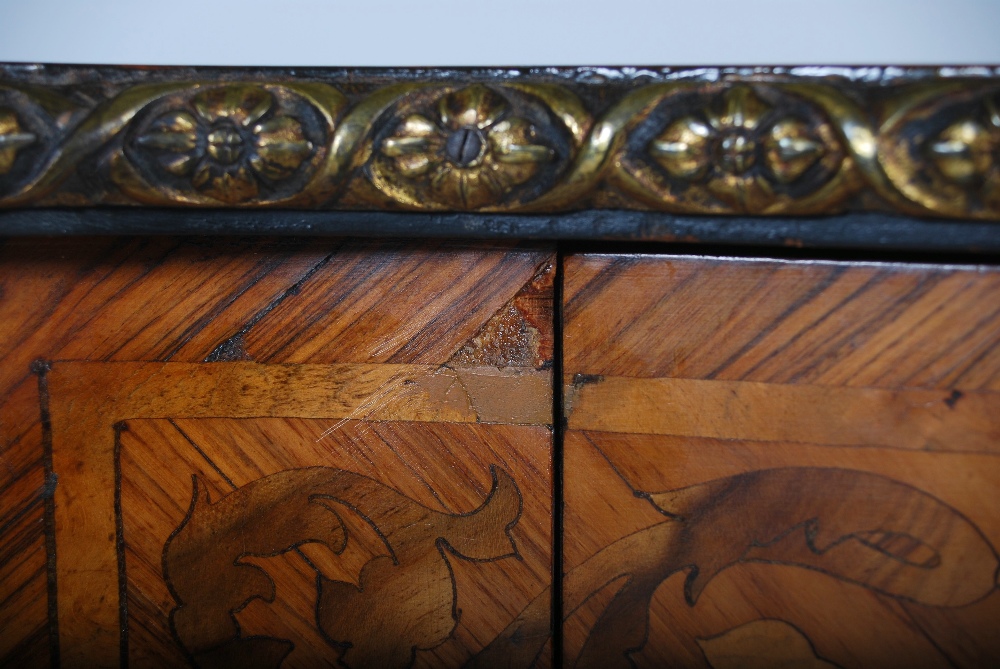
[231,240,551,365]
[0,237,554,667]
[0,399,47,669]
[562,254,1000,669]
[564,256,1000,389]
[0,237,335,666]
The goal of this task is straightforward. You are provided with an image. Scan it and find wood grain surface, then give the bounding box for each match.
[562,254,1000,668]
[7,240,1000,667]
[0,237,554,668]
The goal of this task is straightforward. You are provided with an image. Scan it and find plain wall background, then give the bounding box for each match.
[0,0,998,66]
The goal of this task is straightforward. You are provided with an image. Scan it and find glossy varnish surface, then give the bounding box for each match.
[0,238,554,668]
[5,239,1000,667]
[562,254,1000,668]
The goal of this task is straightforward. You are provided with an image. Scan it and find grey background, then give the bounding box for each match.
[0,0,998,66]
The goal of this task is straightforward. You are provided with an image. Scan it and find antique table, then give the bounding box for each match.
[1,64,999,668]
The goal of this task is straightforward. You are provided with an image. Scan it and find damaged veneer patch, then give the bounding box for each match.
[426,366,551,426]
[450,261,554,370]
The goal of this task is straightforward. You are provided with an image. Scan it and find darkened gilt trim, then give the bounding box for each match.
[0,65,999,220]
[2,208,999,255]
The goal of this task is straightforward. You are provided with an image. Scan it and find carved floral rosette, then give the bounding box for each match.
[880,84,1000,219]
[614,84,853,214]
[114,83,340,206]
[0,68,999,219]
[365,84,579,210]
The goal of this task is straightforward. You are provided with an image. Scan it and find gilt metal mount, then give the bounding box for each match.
[1,65,998,219]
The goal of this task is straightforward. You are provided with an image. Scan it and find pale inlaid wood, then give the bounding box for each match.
[563,254,1000,669]
[0,238,554,668]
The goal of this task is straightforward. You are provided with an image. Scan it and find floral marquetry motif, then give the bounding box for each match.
[0,65,1000,218]
[561,254,1000,668]
[3,63,1000,669]
[6,240,557,668]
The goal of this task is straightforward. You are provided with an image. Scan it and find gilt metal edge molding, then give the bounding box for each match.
[0,64,999,219]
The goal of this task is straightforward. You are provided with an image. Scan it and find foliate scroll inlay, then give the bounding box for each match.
[165,466,523,668]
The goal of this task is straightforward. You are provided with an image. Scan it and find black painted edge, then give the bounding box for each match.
[1,208,999,254]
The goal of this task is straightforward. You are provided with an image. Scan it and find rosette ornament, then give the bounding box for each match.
[928,96,1000,209]
[135,86,314,203]
[374,85,555,209]
[639,86,842,213]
